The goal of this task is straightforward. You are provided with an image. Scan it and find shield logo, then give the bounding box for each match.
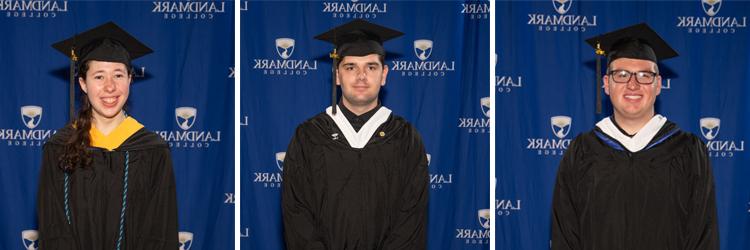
[413,39,433,61]
[178,231,194,250]
[175,107,197,131]
[275,38,295,59]
[20,106,42,129]
[550,116,572,139]
[22,230,39,250]
[477,209,490,230]
[275,152,286,171]
[480,97,491,118]
[426,153,432,166]
[700,117,720,140]
[552,0,572,15]
[702,0,722,17]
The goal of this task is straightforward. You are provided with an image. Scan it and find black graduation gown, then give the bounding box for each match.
[551,121,719,250]
[37,126,178,250]
[282,111,429,250]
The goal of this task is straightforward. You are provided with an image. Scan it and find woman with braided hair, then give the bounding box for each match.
[37,22,178,250]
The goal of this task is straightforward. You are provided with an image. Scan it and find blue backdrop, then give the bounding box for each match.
[496,1,749,249]
[0,1,234,249]
[241,0,490,249]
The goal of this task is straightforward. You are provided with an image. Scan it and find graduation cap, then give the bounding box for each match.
[585,23,678,114]
[51,21,153,120]
[314,19,403,114]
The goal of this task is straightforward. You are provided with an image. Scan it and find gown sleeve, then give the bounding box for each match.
[130,147,179,250]
[682,137,719,250]
[551,137,583,250]
[37,144,77,249]
[382,128,429,250]
[282,126,325,249]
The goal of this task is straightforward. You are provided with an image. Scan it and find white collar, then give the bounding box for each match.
[326,105,392,149]
[595,114,667,152]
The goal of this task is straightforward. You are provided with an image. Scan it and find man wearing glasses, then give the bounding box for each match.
[551,23,719,250]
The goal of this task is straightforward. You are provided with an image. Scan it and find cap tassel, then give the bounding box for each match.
[69,48,78,120]
[330,49,339,115]
[595,42,605,115]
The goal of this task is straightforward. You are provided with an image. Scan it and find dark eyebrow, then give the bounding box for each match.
[339,61,382,68]
[90,68,127,74]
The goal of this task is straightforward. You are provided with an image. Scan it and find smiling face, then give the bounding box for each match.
[603,57,661,122]
[78,60,131,123]
[336,53,388,110]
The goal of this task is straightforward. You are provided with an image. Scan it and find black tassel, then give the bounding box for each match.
[330,49,339,115]
[595,42,604,115]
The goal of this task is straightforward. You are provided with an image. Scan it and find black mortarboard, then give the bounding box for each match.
[585,23,678,114]
[314,19,403,114]
[51,22,153,119]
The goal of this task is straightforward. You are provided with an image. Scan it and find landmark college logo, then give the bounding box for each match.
[552,0,572,15]
[457,97,490,134]
[699,117,720,140]
[525,115,572,156]
[21,105,42,129]
[414,39,432,61]
[551,115,571,139]
[178,231,194,250]
[275,38,295,59]
[253,37,318,76]
[22,229,38,250]
[699,117,744,158]
[275,151,286,171]
[254,152,284,188]
[321,0,387,19]
[477,209,490,229]
[496,75,523,93]
[1,105,55,147]
[496,198,522,216]
[527,0,598,33]
[1,0,69,19]
[496,52,524,94]
[702,0,721,17]
[427,153,453,190]
[454,208,490,245]
[155,107,222,149]
[176,107,197,130]
[390,39,456,78]
[480,97,490,118]
[151,1,226,20]
[676,0,746,34]
[461,0,489,20]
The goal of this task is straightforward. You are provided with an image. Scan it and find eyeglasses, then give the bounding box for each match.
[608,70,658,85]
